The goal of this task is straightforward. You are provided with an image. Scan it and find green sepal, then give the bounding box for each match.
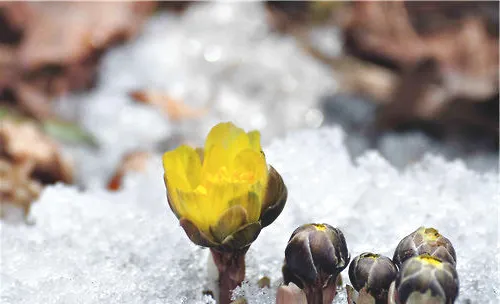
[260,166,288,227]
[210,205,249,243]
[220,222,262,251]
[179,218,218,247]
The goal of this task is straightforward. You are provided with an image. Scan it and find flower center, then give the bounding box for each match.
[422,227,441,242]
[194,166,256,195]
[313,224,327,231]
[362,253,380,260]
[416,255,442,267]
[207,166,255,184]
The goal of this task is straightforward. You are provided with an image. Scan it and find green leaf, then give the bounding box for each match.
[179,218,218,247]
[42,119,98,147]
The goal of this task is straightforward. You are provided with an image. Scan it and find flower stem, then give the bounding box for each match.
[304,275,339,304]
[210,248,248,304]
[304,286,323,304]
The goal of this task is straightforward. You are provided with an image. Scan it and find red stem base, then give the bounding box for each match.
[210,248,248,304]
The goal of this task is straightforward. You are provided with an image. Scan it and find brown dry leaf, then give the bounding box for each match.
[257,276,271,289]
[0,158,42,217]
[301,1,500,134]
[14,2,156,70]
[130,90,207,121]
[0,2,156,119]
[0,118,73,184]
[0,46,18,90]
[14,82,52,120]
[343,1,499,101]
[297,36,397,104]
[107,151,152,191]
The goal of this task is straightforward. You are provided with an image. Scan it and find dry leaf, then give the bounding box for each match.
[130,90,207,121]
[107,151,152,191]
[0,118,73,184]
[0,158,42,217]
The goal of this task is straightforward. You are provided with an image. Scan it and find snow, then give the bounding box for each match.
[1,127,498,304]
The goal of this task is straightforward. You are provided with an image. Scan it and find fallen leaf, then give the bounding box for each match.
[130,90,207,121]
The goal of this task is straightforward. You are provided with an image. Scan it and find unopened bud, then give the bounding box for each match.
[349,252,398,303]
[393,227,456,268]
[389,255,459,304]
[283,223,349,303]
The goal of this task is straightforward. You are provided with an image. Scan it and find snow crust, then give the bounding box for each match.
[1,127,498,303]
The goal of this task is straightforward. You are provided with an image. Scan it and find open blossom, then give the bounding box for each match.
[162,122,287,250]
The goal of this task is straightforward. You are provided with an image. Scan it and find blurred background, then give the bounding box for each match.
[0,1,498,219]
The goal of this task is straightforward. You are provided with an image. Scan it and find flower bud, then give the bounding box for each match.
[283,224,349,303]
[393,227,456,268]
[389,255,459,304]
[348,252,398,303]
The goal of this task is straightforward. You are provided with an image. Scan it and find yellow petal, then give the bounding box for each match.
[227,191,261,223]
[232,149,267,181]
[201,145,227,179]
[163,145,202,219]
[201,133,251,180]
[195,147,204,164]
[230,150,268,222]
[204,122,246,151]
[176,190,211,234]
[163,122,270,241]
[203,182,249,223]
[164,174,182,219]
[233,150,267,196]
[202,123,250,177]
[247,130,262,153]
[162,145,202,190]
[226,131,250,168]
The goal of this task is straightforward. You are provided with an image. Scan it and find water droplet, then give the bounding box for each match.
[305,108,324,128]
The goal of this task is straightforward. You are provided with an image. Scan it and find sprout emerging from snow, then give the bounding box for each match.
[282,223,350,304]
[348,252,398,303]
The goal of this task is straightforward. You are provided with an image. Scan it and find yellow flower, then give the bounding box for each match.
[163,122,287,250]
